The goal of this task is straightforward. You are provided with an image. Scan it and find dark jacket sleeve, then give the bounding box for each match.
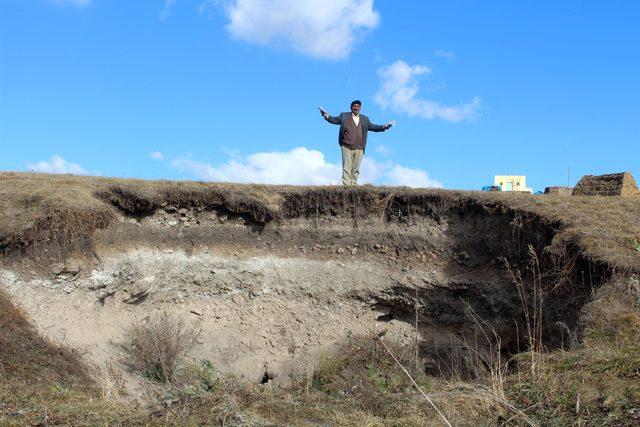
[367,120,387,132]
[325,113,342,125]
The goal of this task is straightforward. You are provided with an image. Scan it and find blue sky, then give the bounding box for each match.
[1,0,639,190]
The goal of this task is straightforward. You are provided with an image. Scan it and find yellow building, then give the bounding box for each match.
[494,175,533,193]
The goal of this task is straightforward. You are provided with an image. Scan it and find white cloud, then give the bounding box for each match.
[434,50,456,60]
[381,163,440,188]
[170,147,442,188]
[160,0,177,20]
[27,155,89,175]
[51,0,91,6]
[204,0,380,59]
[374,143,391,157]
[374,60,480,123]
[172,147,340,185]
[359,158,442,188]
[150,151,165,161]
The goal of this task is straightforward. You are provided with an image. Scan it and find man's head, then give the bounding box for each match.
[350,100,361,115]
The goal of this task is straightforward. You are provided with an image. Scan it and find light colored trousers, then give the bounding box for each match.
[341,145,364,186]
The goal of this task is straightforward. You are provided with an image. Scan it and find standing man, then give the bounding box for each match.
[320,100,393,186]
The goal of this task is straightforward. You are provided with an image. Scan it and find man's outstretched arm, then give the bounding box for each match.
[368,121,392,132]
[325,114,342,125]
[320,108,342,125]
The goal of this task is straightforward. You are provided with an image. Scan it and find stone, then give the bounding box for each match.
[51,263,65,275]
[86,281,107,291]
[64,259,81,274]
[458,251,471,261]
[124,287,151,304]
[97,289,116,303]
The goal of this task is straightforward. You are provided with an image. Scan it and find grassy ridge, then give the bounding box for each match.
[1,171,639,270]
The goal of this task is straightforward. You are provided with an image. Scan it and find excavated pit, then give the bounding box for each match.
[0,189,612,385]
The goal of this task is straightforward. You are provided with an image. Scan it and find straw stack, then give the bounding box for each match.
[572,172,639,196]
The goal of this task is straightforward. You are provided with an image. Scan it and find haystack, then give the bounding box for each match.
[544,186,573,196]
[572,172,639,196]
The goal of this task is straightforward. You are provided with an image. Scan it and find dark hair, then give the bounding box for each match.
[350,100,362,107]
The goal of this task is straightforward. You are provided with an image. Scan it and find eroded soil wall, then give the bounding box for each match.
[0,188,613,383]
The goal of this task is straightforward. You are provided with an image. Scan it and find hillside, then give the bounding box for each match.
[1,172,639,425]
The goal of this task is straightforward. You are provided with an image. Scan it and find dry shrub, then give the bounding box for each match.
[102,362,126,399]
[120,312,199,383]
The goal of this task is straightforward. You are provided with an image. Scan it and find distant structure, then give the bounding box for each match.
[544,186,573,196]
[494,175,533,193]
[572,172,639,196]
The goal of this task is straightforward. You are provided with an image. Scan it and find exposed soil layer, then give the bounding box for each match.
[1,183,617,385]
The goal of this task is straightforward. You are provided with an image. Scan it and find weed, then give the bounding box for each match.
[103,362,126,399]
[119,311,200,383]
[505,245,546,381]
